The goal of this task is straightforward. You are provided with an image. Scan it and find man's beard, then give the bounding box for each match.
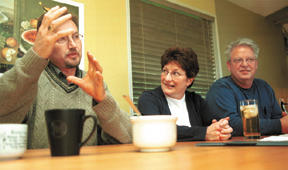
[64,48,81,68]
[65,63,79,68]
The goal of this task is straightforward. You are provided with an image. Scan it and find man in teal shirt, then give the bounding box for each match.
[206,38,288,136]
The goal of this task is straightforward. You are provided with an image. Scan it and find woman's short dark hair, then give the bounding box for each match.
[161,47,199,88]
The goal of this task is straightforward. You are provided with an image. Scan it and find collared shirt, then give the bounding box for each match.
[47,62,82,86]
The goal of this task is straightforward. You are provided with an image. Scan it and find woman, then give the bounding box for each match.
[138,47,232,141]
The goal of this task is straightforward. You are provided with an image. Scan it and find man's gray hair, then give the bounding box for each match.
[225,38,259,61]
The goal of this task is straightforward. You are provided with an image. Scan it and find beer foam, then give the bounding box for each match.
[241,105,258,119]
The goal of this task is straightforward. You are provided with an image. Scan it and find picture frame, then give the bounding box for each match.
[0,0,84,76]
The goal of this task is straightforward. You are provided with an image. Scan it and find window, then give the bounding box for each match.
[130,0,216,104]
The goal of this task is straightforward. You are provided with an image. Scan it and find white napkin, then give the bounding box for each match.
[259,134,288,141]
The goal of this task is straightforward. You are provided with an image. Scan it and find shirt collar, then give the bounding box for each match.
[47,62,82,85]
[48,62,81,78]
[165,94,186,103]
[229,76,254,91]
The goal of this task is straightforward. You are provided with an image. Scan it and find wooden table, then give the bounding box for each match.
[1,139,287,170]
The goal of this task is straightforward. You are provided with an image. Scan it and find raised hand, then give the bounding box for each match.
[67,52,106,102]
[33,6,74,59]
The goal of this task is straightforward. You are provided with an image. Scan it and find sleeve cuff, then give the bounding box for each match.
[19,48,48,75]
[92,94,118,122]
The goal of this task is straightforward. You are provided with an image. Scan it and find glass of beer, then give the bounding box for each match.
[240,99,260,139]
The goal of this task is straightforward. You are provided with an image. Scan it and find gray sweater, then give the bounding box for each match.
[0,49,132,149]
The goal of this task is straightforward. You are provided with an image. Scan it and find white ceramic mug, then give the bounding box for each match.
[130,115,177,152]
[0,124,28,160]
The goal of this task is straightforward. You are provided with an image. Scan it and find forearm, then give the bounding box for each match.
[0,49,48,122]
[93,91,132,144]
[230,117,282,136]
[260,118,282,135]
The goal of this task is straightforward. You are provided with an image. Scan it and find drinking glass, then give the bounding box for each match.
[240,99,260,139]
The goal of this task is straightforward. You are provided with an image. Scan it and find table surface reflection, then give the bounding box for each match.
[1,137,287,170]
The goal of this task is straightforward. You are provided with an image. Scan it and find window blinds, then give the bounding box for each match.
[130,0,216,104]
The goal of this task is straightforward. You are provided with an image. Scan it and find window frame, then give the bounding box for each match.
[126,0,222,113]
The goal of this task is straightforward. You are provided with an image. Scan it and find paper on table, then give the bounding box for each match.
[259,134,288,142]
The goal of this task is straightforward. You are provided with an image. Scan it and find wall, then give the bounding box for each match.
[215,0,288,91]
[73,0,216,112]
[73,0,130,111]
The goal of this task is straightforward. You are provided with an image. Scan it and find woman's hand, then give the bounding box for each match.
[218,117,233,140]
[205,117,233,141]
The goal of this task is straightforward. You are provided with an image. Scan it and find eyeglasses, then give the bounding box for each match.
[232,57,256,64]
[161,69,185,80]
[56,33,83,44]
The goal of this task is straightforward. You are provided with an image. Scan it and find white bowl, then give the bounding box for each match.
[0,124,28,160]
[130,115,177,152]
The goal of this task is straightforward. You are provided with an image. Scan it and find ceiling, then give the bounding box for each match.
[227,0,288,17]
[227,0,288,33]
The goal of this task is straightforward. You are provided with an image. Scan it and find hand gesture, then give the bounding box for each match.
[33,6,74,59]
[205,119,221,141]
[67,52,106,102]
[205,117,233,141]
[218,117,233,140]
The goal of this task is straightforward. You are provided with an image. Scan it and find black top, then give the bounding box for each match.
[138,86,213,141]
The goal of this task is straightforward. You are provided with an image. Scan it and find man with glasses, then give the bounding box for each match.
[0,6,131,148]
[206,38,288,136]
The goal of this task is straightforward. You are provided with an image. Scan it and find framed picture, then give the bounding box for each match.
[0,0,84,76]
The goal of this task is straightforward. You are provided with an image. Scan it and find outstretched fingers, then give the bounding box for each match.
[87,51,95,75]
[33,6,74,59]
[40,6,69,32]
[67,76,85,88]
[87,51,103,73]
[50,13,72,31]
[41,6,73,42]
[40,6,61,28]
[54,28,74,41]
